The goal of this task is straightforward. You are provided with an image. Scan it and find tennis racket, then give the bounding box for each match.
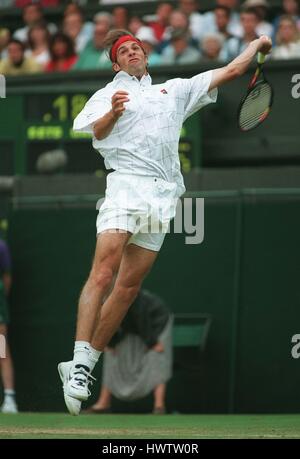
[238,52,274,132]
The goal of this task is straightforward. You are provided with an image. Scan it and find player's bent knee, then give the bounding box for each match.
[115,283,140,305]
[89,267,114,291]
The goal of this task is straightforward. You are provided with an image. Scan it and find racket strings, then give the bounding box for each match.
[239,82,273,131]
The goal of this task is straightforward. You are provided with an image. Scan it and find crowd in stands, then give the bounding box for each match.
[0,0,300,76]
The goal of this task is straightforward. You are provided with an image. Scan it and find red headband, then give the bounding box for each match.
[110,35,143,63]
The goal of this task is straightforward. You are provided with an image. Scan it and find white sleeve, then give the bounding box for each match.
[178,70,218,122]
[73,93,112,134]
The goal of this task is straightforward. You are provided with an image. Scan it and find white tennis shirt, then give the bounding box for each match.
[73,70,218,197]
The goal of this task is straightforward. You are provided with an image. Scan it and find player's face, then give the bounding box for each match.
[114,41,148,77]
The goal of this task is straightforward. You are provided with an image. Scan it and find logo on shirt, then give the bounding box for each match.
[160,89,168,94]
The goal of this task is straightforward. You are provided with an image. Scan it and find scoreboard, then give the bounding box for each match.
[0,87,202,176]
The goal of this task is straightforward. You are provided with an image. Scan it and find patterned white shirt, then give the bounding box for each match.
[73,70,218,197]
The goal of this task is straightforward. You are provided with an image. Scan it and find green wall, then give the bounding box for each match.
[6,189,300,413]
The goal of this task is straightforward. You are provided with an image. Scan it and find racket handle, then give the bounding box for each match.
[257,52,266,64]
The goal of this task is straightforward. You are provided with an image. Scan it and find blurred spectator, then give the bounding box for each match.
[45,33,77,72]
[163,9,190,40]
[211,6,242,60]
[201,33,225,60]
[242,0,274,36]
[63,3,94,45]
[225,8,260,56]
[63,12,93,53]
[178,0,204,41]
[13,3,57,43]
[25,23,51,67]
[0,238,18,414]
[0,28,10,60]
[73,13,112,70]
[160,10,198,53]
[128,16,145,36]
[203,0,243,39]
[161,28,201,64]
[272,15,300,58]
[214,5,236,38]
[136,26,162,66]
[112,7,129,30]
[273,0,300,38]
[148,2,174,42]
[0,39,42,76]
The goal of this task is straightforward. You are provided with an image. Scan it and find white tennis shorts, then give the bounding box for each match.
[96,172,179,252]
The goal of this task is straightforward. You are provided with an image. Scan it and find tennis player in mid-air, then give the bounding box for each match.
[58,29,272,415]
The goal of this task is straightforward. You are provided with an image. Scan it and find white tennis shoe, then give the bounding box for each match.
[0,397,18,414]
[58,361,95,416]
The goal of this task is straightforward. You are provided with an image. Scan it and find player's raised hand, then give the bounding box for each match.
[258,35,272,55]
[111,90,129,119]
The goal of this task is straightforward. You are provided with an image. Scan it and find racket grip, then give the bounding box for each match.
[257,52,266,64]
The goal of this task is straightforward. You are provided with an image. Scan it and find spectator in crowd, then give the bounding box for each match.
[148,2,174,42]
[214,5,237,39]
[272,15,300,58]
[63,11,93,53]
[224,7,260,56]
[13,3,57,43]
[0,238,18,414]
[211,6,242,60]
[0,39,42,76]
[161,28,201,64]
[0,28,10,60]
[162,9,190,42]
[26,23,51,67]
[273,0,300,38]
[63,3,94,47]
[112,7,129,30]
[84,290,173,415]
[45,33,77,72]
[128,16,145,37]
[203,0,243,39]
[160,9,199,52]
[178,0,205,41]
[201,33,225,60]
[73,13,112,71]
[136,26,162,66]
[242,0,274,36]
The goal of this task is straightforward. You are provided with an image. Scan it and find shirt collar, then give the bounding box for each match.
[114,71,152,87]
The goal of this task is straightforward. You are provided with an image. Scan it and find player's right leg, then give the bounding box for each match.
[58,230,131,415]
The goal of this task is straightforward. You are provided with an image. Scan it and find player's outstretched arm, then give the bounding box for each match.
[93,90,129,140]
[209,35,272,91]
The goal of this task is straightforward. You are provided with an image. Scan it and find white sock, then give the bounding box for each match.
[88,346,102,372]
[4,389,16,404]
[73,341,91,369]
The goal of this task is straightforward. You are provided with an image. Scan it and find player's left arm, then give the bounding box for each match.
[209,35,272,91]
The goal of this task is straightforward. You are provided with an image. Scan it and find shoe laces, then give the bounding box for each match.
[72,365,96,395]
